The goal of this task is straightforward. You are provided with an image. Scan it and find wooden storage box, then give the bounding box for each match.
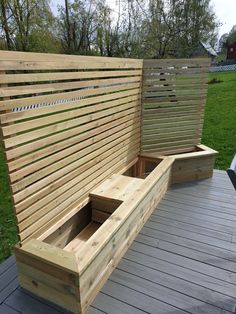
[141,144,217,184]
[15,157,173,313]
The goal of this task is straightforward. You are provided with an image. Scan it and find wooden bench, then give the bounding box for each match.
[0,51,217,313]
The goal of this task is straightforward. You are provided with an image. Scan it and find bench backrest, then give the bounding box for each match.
[0,51,142,243]
[141,58,210,155]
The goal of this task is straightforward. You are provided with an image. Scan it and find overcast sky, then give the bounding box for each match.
[211,0,236,36]
[51,0,236,38]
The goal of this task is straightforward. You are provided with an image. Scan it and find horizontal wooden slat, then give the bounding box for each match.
[0,50,142,65]
[144,67,208,74]
[143,84,208,92]
[4,95,140,149]
[143,101,202,110]
[8,107,140,172]
[0,82,141,112]
[17,136,140,230]
[1,87,140,125]
[143,58,210,66]
[5,96,140,159]
[15,133,140,218]
[0,76,141,98]
[11,119,140,193]
[0,70,142,84]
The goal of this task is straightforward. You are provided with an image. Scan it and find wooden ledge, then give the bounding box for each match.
[90,174,144,202]
[140,144,218,161]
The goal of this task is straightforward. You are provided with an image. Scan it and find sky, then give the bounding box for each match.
[211,0,236,37]
[51,0,236,38]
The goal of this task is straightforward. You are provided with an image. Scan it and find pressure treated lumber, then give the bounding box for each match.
[15,156,174,314]
[141,145,218,184]
[0,52,217,314]
[141,58,211,154]
[0,51,142,243]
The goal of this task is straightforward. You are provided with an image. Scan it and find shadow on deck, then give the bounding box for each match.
[1,170,236,314]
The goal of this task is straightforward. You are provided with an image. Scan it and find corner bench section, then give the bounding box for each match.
[141,144,218,184]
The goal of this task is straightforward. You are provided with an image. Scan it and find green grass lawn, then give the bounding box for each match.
[202,71,236,169]
[0,145,17,262]
[0,70,236,263]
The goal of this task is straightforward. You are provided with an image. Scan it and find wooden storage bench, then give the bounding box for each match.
[15,156,174,313]
[0,51,216,313]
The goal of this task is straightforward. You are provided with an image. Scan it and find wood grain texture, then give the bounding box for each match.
[141,58,210,154]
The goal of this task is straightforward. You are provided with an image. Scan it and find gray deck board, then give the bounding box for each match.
[1,170,236,313]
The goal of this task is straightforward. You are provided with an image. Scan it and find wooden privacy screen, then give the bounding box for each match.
[141,59,210,155]
[0,51,142,243]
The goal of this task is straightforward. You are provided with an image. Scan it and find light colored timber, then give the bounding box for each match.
[142,95,206,103]
[3,89,138,136]
[8,108,139,173]
[11,120,140,193]
[64,222,101,253]
[19,148,139,242]
[15,134,140,220]
[35,157,138,243]
[0,70,142,84]
[141,146,197,156]
[5,103,140,162]
[0,50,142,67]
[90,174,144,202]
[142,103,203,110]
[0,76,141,98]
[92,210,111,224]
[142,128,202,139]
[0,54,217,313]
[141,58,207,153]
[142,119,204,130]
[143,68,209,75]
[0,59,141,71]
[9,108,140,175]
[77,157,174,270]
[4,99,140,150]
[143,84,208,92]
[0,81,141,112]
[143,108,203,118]
[1,87,141,124]
[6,98,140,161]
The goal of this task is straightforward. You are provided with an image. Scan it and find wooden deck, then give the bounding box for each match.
[1,170,236,314]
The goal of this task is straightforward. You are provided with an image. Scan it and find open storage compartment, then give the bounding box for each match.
[141,144,217,184]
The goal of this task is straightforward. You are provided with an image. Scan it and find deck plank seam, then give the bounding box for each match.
[114,265,235,313]
[123,252,236,300]
[128,246,236,286]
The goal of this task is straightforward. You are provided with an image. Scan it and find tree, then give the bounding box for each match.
[139,0,219,58]
[226,25,236,45]
[0,0,219,58]
[0,0,58,52]
[58,0,99,54]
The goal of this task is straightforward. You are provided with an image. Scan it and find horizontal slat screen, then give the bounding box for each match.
[141,58,210,155]
[0,51,142,243]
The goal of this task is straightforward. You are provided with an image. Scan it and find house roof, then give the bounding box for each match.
[200,41,218,57]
